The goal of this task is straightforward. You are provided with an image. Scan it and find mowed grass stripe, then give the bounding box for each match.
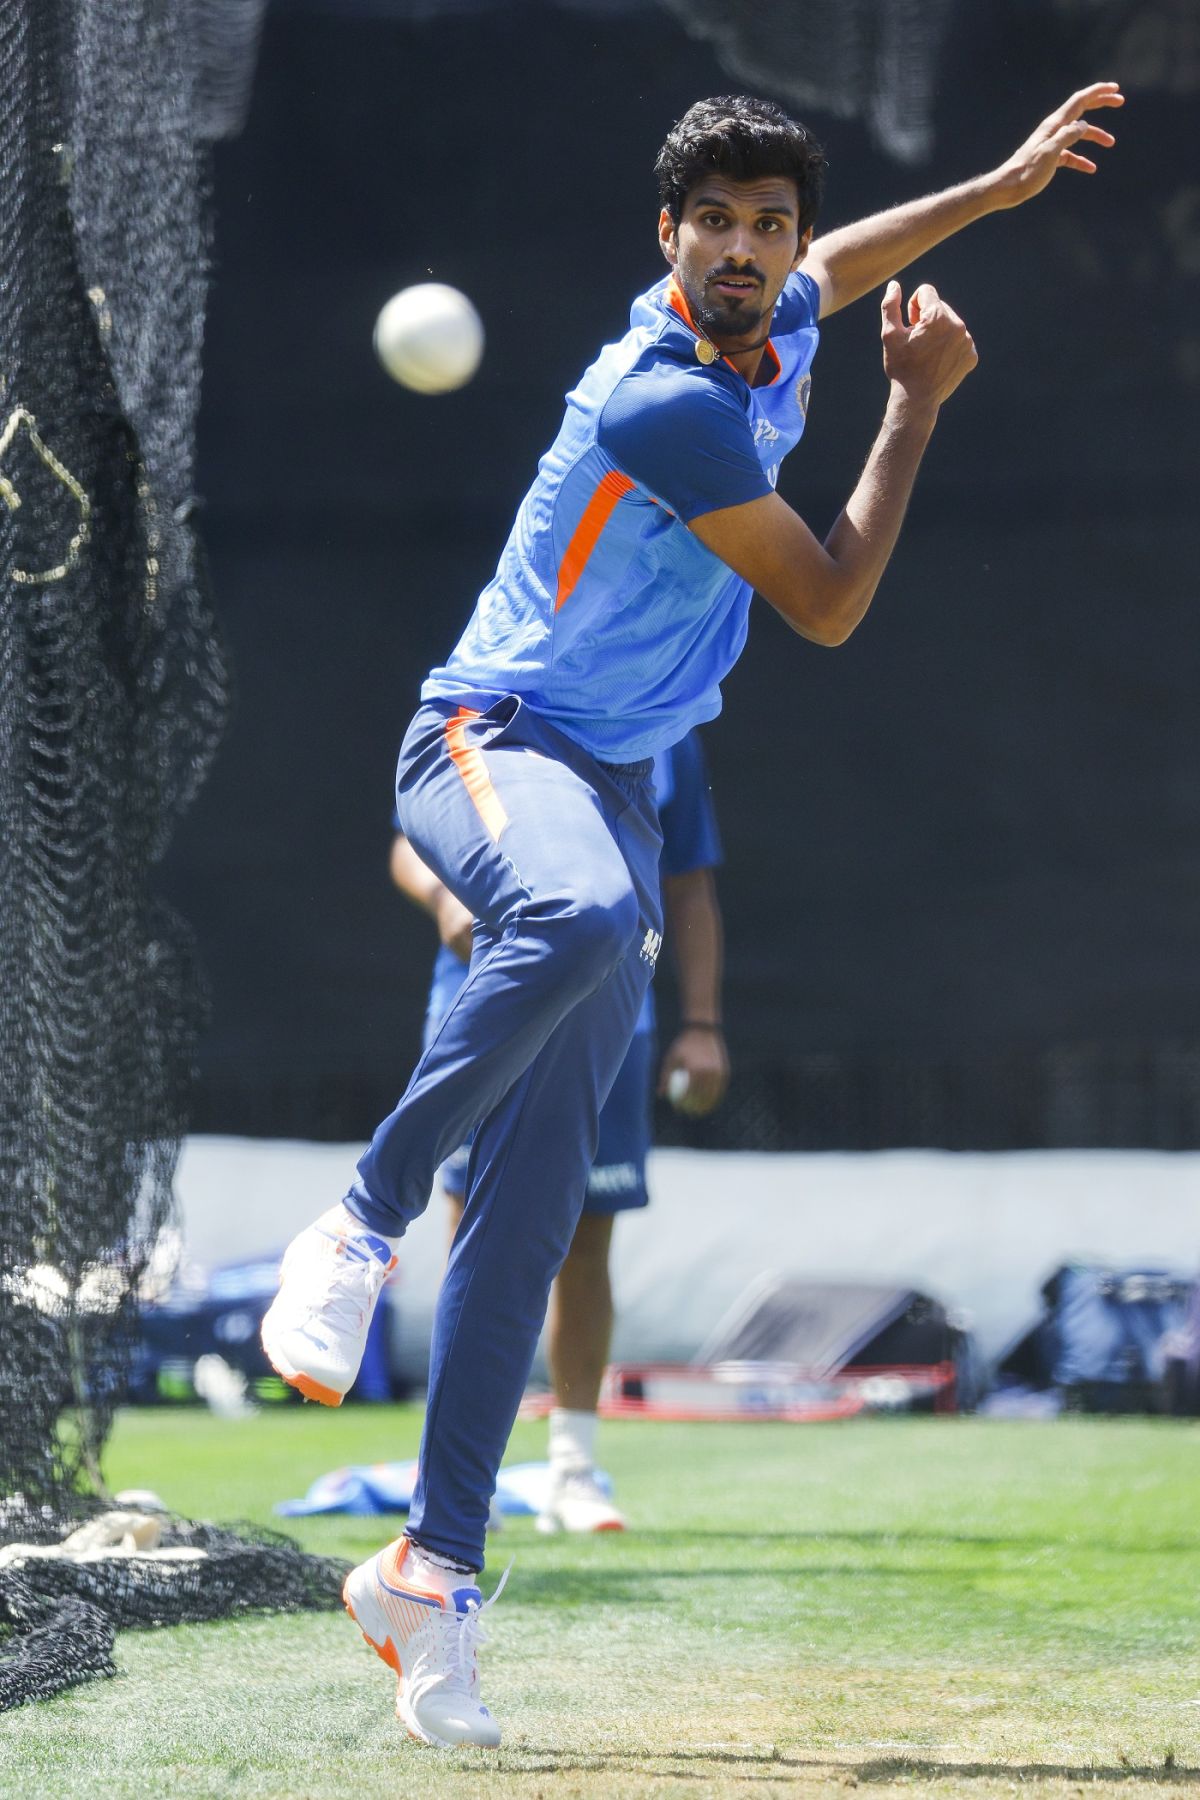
[0,1410,1196,1798]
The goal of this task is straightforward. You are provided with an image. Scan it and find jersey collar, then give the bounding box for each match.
[665,276,782,387]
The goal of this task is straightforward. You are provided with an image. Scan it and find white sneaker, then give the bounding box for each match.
[260,1202,397,1406]
[342,1536,507,1748]
[536,1469,627,1535]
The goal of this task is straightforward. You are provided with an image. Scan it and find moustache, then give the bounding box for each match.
[706,266,765,289]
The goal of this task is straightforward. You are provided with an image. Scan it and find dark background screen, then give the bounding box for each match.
[168,0,1200,1147]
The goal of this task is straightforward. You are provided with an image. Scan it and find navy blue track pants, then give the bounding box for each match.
[346,697,662,1567]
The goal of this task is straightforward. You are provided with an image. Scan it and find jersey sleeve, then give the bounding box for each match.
[773,269,821,333]
[658,730,723,877]
[597,363,771,523]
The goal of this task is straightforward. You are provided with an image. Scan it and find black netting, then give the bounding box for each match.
[0,1576,116,1711]
[2,1521,348,1630]
[652,1044,1200,1155]
[293,0,954,162]
[657,0,954,162]
[0,1517,349,1710]
[0,0,342,1712]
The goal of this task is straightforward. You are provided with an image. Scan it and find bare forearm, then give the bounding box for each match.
[810,82,1124,318]
[391,834,475,960]
[663,868,723,1025]
[659,867,729,1115]
[811,175,999,317]
[689,284,974,646]
[390,835,444,916]
[767,388,937,645]
[824,389,937,622]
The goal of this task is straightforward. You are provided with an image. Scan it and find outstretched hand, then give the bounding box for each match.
[993,82,1123,208]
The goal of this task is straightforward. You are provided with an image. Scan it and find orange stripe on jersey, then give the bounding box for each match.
[554,468,635,612]
[446,707,508,842]
[666,273,698,331]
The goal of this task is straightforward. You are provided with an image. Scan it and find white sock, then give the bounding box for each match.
[330,1200,401,1251]
[405,1539,478,1588]
[548,1407,597,1478]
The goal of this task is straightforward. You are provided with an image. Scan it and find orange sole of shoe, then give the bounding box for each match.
[280,1368,344,1407]
[342,1586,401,1674]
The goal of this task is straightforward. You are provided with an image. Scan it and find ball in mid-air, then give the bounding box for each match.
[373,283,484,394]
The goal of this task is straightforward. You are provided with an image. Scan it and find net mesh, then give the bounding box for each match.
[0,0,342,1712]
[294,0,954,162]
[640,0,953,163]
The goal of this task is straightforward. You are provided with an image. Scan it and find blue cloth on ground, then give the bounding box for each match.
[275,1460,612,1518]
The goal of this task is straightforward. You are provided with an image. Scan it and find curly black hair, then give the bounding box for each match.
[655,96,826,235]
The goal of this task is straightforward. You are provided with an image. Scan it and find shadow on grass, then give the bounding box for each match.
[472,1747,1200,1787]
[482,1746,818,1780]
[855,1758,1200,1786]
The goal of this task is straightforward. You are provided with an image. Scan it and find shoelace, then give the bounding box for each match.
[311,1233,389,1337]
[407,1561,512,1710]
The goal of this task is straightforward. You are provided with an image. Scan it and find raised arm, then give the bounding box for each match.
[690,280,976,645]
[806,83,1123,319]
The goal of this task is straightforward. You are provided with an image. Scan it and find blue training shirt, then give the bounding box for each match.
[423,269,820,762]
[424,729,722,1037]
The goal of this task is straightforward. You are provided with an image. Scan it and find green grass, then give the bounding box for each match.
[1,1409,1198,1798]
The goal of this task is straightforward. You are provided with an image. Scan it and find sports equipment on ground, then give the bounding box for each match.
[260,1203,398,1405]
[343,1535,505,1748]
[373,283,484,394]
[536,1469,627,1535]
[998,1263,1192,1414]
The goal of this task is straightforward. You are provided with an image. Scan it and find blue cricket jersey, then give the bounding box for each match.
[422,269,820,761]
[424,728,722,1037]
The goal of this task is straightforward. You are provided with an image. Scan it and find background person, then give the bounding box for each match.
[390,727,729,1532]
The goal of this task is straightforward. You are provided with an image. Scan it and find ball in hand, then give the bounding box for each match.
[667,1068,691,1110]
[373,283,484,394]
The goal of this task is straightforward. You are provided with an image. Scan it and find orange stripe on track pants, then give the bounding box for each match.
[445,707,508,842]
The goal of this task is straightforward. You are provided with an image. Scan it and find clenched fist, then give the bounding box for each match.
[881,281,978,412]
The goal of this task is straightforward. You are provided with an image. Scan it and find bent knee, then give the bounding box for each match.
[534,884,640,981]
[571,888,640,977]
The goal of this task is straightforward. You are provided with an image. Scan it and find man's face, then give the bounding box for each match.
[659,174,810,344]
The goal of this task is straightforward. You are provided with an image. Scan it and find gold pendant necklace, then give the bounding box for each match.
[694,327,772,368]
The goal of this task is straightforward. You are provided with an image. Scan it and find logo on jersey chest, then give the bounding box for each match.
[639,927,662,969]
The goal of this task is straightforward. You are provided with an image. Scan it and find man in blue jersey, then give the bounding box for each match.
[391,729,728,1535]
[263,84,1122,1746]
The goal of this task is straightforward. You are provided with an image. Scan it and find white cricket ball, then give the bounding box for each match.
[667,1068,691,1108]
[373,282,484,394]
